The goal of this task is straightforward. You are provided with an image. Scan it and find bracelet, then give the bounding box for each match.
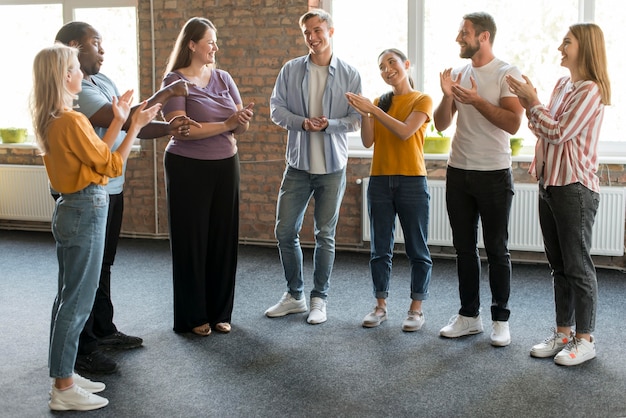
[367,112,373,119]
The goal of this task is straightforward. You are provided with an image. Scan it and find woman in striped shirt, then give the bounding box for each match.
[506,23,611,367]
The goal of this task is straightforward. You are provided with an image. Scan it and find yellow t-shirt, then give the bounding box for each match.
[370,91,432,176]
[43,110,123,194]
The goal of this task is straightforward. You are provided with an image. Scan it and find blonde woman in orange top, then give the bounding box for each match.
[346,48,433,332]
[31,43,159,411]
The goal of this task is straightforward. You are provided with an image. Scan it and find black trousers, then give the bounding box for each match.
[52,191,123,354]
[164,152,239,333]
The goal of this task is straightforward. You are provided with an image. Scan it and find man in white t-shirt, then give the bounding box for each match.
[433,11,524,347]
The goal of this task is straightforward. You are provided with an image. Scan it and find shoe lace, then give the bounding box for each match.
[562,333,580,352]
[311,299,325,311]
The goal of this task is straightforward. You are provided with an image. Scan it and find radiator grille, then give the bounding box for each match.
[0,165,55,221]
[361,178,625,256]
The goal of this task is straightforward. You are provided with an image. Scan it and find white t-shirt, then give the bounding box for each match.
[308,62,329,174]
[448,58,522,171]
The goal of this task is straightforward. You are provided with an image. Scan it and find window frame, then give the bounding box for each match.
[325,0,623,159]
[0,0,139,147]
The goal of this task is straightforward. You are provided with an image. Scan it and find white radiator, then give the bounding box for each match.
[361,178,626,256]
[0,164,55,221]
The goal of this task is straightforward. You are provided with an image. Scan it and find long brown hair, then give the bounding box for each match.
[30,44,79,154]
[570,23,611,105]
[164,17,217,76]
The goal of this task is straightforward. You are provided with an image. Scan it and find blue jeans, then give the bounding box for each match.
[539,182,599,334]
[445,166,514,321]
[275,165,346,300]
[49,184,108,378]
[368,176,432,300]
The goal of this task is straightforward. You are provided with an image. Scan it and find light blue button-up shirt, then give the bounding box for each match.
[270,54,362,173]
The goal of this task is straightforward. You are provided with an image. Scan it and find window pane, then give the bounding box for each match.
[425,0,578,141]
[73,7,139,103]
[332,0,408,98]
[595,2,622,143]
[0,4,63,137]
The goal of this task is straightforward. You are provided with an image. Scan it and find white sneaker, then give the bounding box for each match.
[72,373,105,393]
[554,336,596,366]
[439,314,484,338]
[490,321,511,347]
[530,330,572,358]
[402,310,424,332]
[307,297,327,324]
[49,384,109,411]
[362,306,387,328]
[265,292,307,317]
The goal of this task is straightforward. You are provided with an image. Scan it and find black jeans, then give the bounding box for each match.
[445,166,514,321]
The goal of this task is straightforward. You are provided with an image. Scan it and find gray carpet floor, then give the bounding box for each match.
[1,229,625,418]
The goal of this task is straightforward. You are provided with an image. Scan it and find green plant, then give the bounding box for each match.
[426,122,445,138]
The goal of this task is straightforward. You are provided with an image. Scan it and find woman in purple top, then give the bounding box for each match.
[162,17,254,337]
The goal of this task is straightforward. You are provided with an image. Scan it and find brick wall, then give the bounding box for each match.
[2,0,626,269]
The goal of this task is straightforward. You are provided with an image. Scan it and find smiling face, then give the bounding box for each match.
[75,26,104,78]
[301,16,334,60]
[558,30,580,73]
[190,28,219,65]
[456,19,481,59]
[378,51,410,88]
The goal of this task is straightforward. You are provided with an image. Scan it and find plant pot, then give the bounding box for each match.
[424,136,451,154]
[0,128,28,144]
[510,137,524,156]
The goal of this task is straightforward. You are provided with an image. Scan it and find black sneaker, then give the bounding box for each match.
[98,331,143,350]
[75,350,117,375]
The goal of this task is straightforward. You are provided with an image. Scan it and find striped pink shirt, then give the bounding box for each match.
[528,76,604,193]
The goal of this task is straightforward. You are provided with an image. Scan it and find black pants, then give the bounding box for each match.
[52,191,123,353]
[164,152,239,333]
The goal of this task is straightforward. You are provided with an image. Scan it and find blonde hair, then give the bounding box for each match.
[30,43,79,154]
[570,23,611,105]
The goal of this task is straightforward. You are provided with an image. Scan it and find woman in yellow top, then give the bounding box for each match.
[31,43,159,411]
[346,48,433,332]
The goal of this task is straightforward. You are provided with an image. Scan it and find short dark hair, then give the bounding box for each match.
[463,12,497,44]
[55,21,92,45]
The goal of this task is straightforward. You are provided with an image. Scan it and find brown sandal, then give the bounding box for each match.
[214,323,231,333]
[192,323,211,336]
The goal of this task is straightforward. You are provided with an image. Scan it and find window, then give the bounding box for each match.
[0,1,138,143]
[330,0,622,155]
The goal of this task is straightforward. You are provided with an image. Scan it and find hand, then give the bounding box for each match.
[345,92,374,117]
[112,90,134,122]
[224,103,255,131]
[302,116,328,132]
[451,76,480,105]
[167,115,202,137]
[236,102,255,126]
[439,68,460,97]
[506,74,539,110]
[130,101,162,130]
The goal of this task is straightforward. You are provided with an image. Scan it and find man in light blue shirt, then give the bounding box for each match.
[266,8,361,324]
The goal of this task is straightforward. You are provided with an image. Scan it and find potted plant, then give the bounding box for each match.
[510,137,524,156]
[0,128,28,144]
[423,123,451,154]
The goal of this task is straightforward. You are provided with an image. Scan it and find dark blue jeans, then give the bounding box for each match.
[539,182,599,334]
[368,175,432,301]
[445,166,514,321]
